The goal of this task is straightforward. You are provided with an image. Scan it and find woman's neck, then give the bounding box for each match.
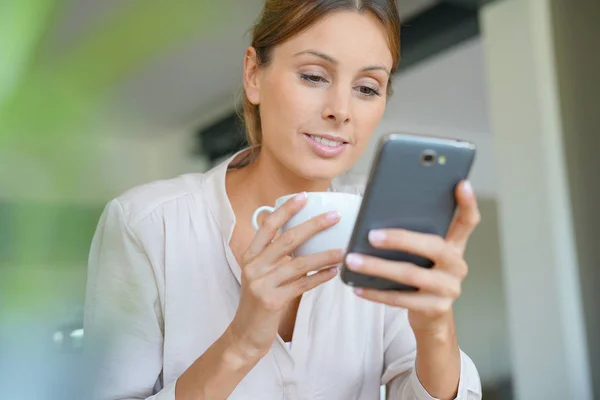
[227,147,331,214]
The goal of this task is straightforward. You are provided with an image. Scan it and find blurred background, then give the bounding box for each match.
[0,0,598,399]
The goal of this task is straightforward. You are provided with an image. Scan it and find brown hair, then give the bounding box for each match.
[243,0,401,147]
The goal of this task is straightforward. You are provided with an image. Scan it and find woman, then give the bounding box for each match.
[84,1,482,399]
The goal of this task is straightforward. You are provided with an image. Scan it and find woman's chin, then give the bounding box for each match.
[293,159,349,183]
[268,144,354,183]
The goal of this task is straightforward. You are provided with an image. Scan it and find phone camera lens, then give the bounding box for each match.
[421,151,436,166]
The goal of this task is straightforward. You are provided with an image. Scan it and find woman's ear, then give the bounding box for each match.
[243,47,261,105]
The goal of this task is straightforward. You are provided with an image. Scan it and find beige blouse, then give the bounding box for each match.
[84,149,482,400]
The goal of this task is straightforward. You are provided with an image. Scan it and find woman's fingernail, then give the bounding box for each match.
[326,211,341,221]
[295,192,308,202]
[463,181,473,195]
[329,266,339,274]
[354,288,364,296]
[369,230,386,244]
[345,253,363,270]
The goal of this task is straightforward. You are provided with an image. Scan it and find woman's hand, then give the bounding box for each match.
[228,192,344,360]
[344,181,480,333]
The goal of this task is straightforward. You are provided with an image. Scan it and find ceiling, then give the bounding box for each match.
[43,0,441,136]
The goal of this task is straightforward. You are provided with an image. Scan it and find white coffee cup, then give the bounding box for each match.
[251,192,362,257]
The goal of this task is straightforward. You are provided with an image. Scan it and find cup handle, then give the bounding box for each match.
[251,206,276,231]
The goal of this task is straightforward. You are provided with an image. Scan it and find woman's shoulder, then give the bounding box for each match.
[113,172,208,228]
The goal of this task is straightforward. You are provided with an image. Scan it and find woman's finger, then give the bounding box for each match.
[345,254,461,298]
[367,229,468,276]
[245,192,309,261]
[445,181,481,253]
[353,288,454,318]
[368,228,445,257]
[268,249,344,286]
[259,210,341,265]
[282,265,339,298]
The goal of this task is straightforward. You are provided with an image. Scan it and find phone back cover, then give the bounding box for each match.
[341,133,475,290]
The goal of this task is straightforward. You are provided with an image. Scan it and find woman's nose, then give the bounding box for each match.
[322,90,351,125]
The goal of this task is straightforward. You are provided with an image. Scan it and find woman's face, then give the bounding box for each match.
[244,10,394,181]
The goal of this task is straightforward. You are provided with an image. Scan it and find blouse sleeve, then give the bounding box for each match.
[84,199,175,400]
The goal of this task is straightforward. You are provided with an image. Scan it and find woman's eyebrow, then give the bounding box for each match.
[294,50,338,64]
[294,49,390,76]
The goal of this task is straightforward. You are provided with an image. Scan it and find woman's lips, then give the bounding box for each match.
[302,133,348,158]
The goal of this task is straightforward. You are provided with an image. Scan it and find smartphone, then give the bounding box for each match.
[340,133,476,291]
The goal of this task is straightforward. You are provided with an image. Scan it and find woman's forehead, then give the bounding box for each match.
[273,11,394,70]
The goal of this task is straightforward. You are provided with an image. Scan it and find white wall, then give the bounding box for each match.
[481,0,593,398]
[551,0,600,396]
[456,198,511,385]
[0,101,232,204]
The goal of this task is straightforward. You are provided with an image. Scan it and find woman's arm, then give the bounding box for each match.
[174,327,261,399]
[413,313,461,399]
[381,307,482,400]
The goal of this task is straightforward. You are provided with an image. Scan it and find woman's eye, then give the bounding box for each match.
[300,74,327,84]
[357,86,381,97]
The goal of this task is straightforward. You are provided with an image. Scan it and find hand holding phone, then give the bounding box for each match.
[340,133,477,291]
